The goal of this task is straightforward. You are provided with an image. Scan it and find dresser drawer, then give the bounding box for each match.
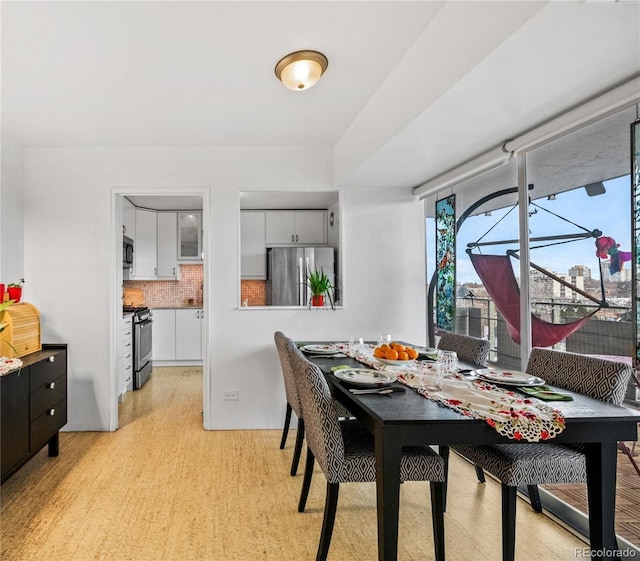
[30,399,67,453]
[30,351,66,391]
[30,376,67,422]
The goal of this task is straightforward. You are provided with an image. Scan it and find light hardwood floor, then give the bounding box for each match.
[1,367,588,561]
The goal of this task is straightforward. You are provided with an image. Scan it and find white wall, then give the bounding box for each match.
[1,136,25,282]
[24,146,426,431]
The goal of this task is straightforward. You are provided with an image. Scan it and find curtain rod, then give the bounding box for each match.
[413,75,640,200]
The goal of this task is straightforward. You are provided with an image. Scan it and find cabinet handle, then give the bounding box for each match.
[48,356,55,363]
[291,234,294,242]
[48,381,56,389]
[173,267,176,275]
[154,267,157,276]
[296,234,299,242]
[48,408,56,416]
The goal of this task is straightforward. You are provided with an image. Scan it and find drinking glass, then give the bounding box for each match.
[436,350,458,378]
[417,361,443,391]
[377,333,391,347]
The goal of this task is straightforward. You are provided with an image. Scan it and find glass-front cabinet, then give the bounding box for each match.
[178,212,202,261]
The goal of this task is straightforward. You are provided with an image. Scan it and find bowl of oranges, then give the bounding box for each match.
[373,342,419,365]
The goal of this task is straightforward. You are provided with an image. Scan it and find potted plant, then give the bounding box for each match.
[7,279,24,303]
[306,269,334,309]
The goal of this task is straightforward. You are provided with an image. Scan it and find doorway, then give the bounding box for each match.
[113,191,209,431]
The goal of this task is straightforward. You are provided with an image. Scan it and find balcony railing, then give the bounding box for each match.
[454,295,633,368]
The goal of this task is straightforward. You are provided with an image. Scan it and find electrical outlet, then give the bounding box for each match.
[223,390,239,401]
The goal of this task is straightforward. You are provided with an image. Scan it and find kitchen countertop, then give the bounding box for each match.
[149,305,203,309]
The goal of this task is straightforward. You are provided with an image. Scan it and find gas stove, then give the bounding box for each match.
[123,305,149,314]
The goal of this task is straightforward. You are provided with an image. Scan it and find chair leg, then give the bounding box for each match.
[280,403,292,449]
[430,481,446,561]
[439,445,450,513]
[501,484,517,561]
[298,446,315,513]
[527,484,543,513]
[316,482,340,561]
[290,418,305,476]
[475,464,486,483]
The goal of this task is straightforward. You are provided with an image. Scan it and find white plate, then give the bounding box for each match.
[334,368,397,388]
[300,344,338,354]
[376,358,416,367]
[474,368,545,386]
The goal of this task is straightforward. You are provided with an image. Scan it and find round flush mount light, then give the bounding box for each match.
[275,50,328,91]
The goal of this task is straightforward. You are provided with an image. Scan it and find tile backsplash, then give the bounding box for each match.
[124,264,203,307]
[240,280,266,306]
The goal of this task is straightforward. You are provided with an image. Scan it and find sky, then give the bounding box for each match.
[427,175,631,284]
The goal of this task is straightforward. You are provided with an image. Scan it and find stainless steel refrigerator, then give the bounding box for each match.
[266,247,335,306]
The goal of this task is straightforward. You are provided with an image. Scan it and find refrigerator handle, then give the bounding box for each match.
[298,257,305,306]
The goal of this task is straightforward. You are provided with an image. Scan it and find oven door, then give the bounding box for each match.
[135,319,153,367]
[133,318,153,389]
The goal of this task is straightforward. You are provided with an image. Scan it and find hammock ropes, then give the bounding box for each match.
[466,201,606,348]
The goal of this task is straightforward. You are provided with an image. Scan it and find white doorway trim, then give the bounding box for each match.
[109,187,210,432]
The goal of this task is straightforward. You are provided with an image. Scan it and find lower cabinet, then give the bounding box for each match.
[152,309,203,363]
[1,345,68,483]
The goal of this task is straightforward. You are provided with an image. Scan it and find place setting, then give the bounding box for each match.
[298,343,346,358]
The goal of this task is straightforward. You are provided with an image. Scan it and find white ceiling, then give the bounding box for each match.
[2,1,639,194]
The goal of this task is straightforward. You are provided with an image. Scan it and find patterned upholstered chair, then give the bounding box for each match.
[274,331,353,477]
[437,332,490,365]
[286,340,446,561]
[450,348,632,561]
[274,331,306,476]
[436,332,491,492]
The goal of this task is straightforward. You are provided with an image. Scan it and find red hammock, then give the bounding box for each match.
[470,253,598,348]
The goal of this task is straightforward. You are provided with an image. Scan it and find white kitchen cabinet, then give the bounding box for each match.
[265,210,326,245]
[121,315,133,397]
[157,212,178,279]
[133,209,157,279]
[123,197,136,239]
[240,211,266,279]
[152,309,176,361]
[175,309,203,360]
[178,212,202,261]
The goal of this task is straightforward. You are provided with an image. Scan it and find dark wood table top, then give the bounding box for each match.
[308,353,640,444]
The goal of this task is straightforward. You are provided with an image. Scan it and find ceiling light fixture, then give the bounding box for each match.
[275,50,328,91]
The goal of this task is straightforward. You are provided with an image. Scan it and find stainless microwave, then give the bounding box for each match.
[123,236,134,268]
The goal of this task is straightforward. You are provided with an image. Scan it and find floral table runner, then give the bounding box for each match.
[335,344,565,443]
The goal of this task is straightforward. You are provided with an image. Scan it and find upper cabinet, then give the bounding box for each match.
[157,212,178,279]
[241,211,267,279]
[265,210,326,245]
[178,212,202,261]
[133,210,178,280]
[133,209,158,279]
[123,198,136,239]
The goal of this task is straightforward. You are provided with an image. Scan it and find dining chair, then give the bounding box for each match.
[274,331,306,476]
[286,340,446,561]
[436,332,491,487]
[274,331,353,477]
[449,348,632,561]
[436,331,490,365]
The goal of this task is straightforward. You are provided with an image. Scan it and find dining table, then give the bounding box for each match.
[301,341,640,561]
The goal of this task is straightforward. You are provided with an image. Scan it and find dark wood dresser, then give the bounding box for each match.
[1,344,67,483]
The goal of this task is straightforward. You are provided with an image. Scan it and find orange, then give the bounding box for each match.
[379,344,391,352]
[391,343,405,352]
[406,348,418,360]
[373,348,386,358]
[385,348,399,360]
[397,351,409,361]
